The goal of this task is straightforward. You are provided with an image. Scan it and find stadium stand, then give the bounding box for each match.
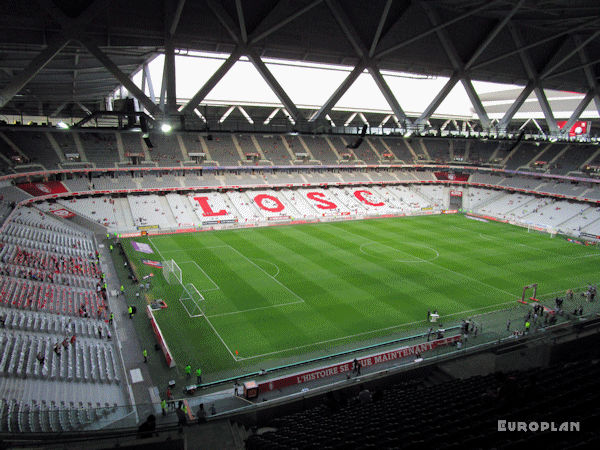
[550,145,597,174]
[119,133,144,162]
[381,138,414,163]
[254,135,292,165]
[235,134,261,162]
[246,358,600,449]
[79,132,120,168]
[127,195,173,229]
[205,134,240,166]
[62,176,92,193]
[498,176,543,190]
[422,139,451,163]
[349,140,379,164]
[0,206,126,432]
[301,136,338,163]
[504,143,541,170]
[2,131,61,170]
[147,133,185,166]
[467,140,497,165]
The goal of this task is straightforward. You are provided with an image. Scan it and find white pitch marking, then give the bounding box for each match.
[331,223,515,298]
[179,261,220,292]
[226,245,306,304]
[252,258,281,278]
[147,237,238,361]
[236,298,517,361]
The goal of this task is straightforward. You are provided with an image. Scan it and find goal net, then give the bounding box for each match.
[527,224,556,238]
[179,283,205,317]
[163,259,182,285]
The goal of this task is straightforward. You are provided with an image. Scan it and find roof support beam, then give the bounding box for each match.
[235,0,248,43]
[180,47,243,114]
[369,0,392,58]
[50,101,70,117]
[376,0,501,59]
[169,0,187,36]
[534,86,559,134]
[471,17,600,70]
[325,0,368,58]
[420,1,490,129]
[309,63,365,123]
[204,0,301,121]
[576,37,600,117]
[368,65,410,125]
[561,90,594,135]
[246,48,301,121]
[415,74,460,126]
[38,0,109,36]
[206,0,241,44]
[164,0,180,115]
[464,0,524,70]
[326,0,410,125]
[159,60,167,111]
[545,56,600,81]
[497,81,534,131]
[461,78,490,129]
[0,39,70,108]
[249,0,323,45]
[540,31,600,80]
[510,25,558,134]
[78,39,161,117]
[77,102,92,115]
[164,38,177,114]
[143,63,156,103]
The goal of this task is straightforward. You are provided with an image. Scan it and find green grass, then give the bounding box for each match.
[122,214,599,381]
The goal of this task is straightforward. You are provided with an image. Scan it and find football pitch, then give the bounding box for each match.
[122,214,599,380]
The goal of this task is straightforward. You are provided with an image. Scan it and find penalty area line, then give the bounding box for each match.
[148,238,238,361]
[235,298,517,361]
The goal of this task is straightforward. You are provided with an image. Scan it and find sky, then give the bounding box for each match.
[127,51,596,121]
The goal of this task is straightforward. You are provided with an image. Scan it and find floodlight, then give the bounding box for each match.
[57,121,69,129]
[160,123,172,133]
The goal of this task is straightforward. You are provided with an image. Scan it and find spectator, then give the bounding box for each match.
[358,385,372,403]
[137,414,156,439]
[353,358,361,376]
[197,404,207,424]
[175,401,187,427]
[167,387,175,409]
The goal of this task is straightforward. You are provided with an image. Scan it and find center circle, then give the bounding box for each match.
[359,242,439,263]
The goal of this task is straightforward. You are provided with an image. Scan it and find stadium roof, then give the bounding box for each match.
[0,0,599,134]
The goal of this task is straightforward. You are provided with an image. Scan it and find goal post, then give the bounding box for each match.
[527,224,556,238]
[179,283,205,317]
[163,259,182,285]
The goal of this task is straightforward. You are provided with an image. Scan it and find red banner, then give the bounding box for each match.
[258,335,461,393]
[557,120,588,136]
[50,208,75,218]
[146,306,176,368]
[434,172,469,181]
[18,181,68,197]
